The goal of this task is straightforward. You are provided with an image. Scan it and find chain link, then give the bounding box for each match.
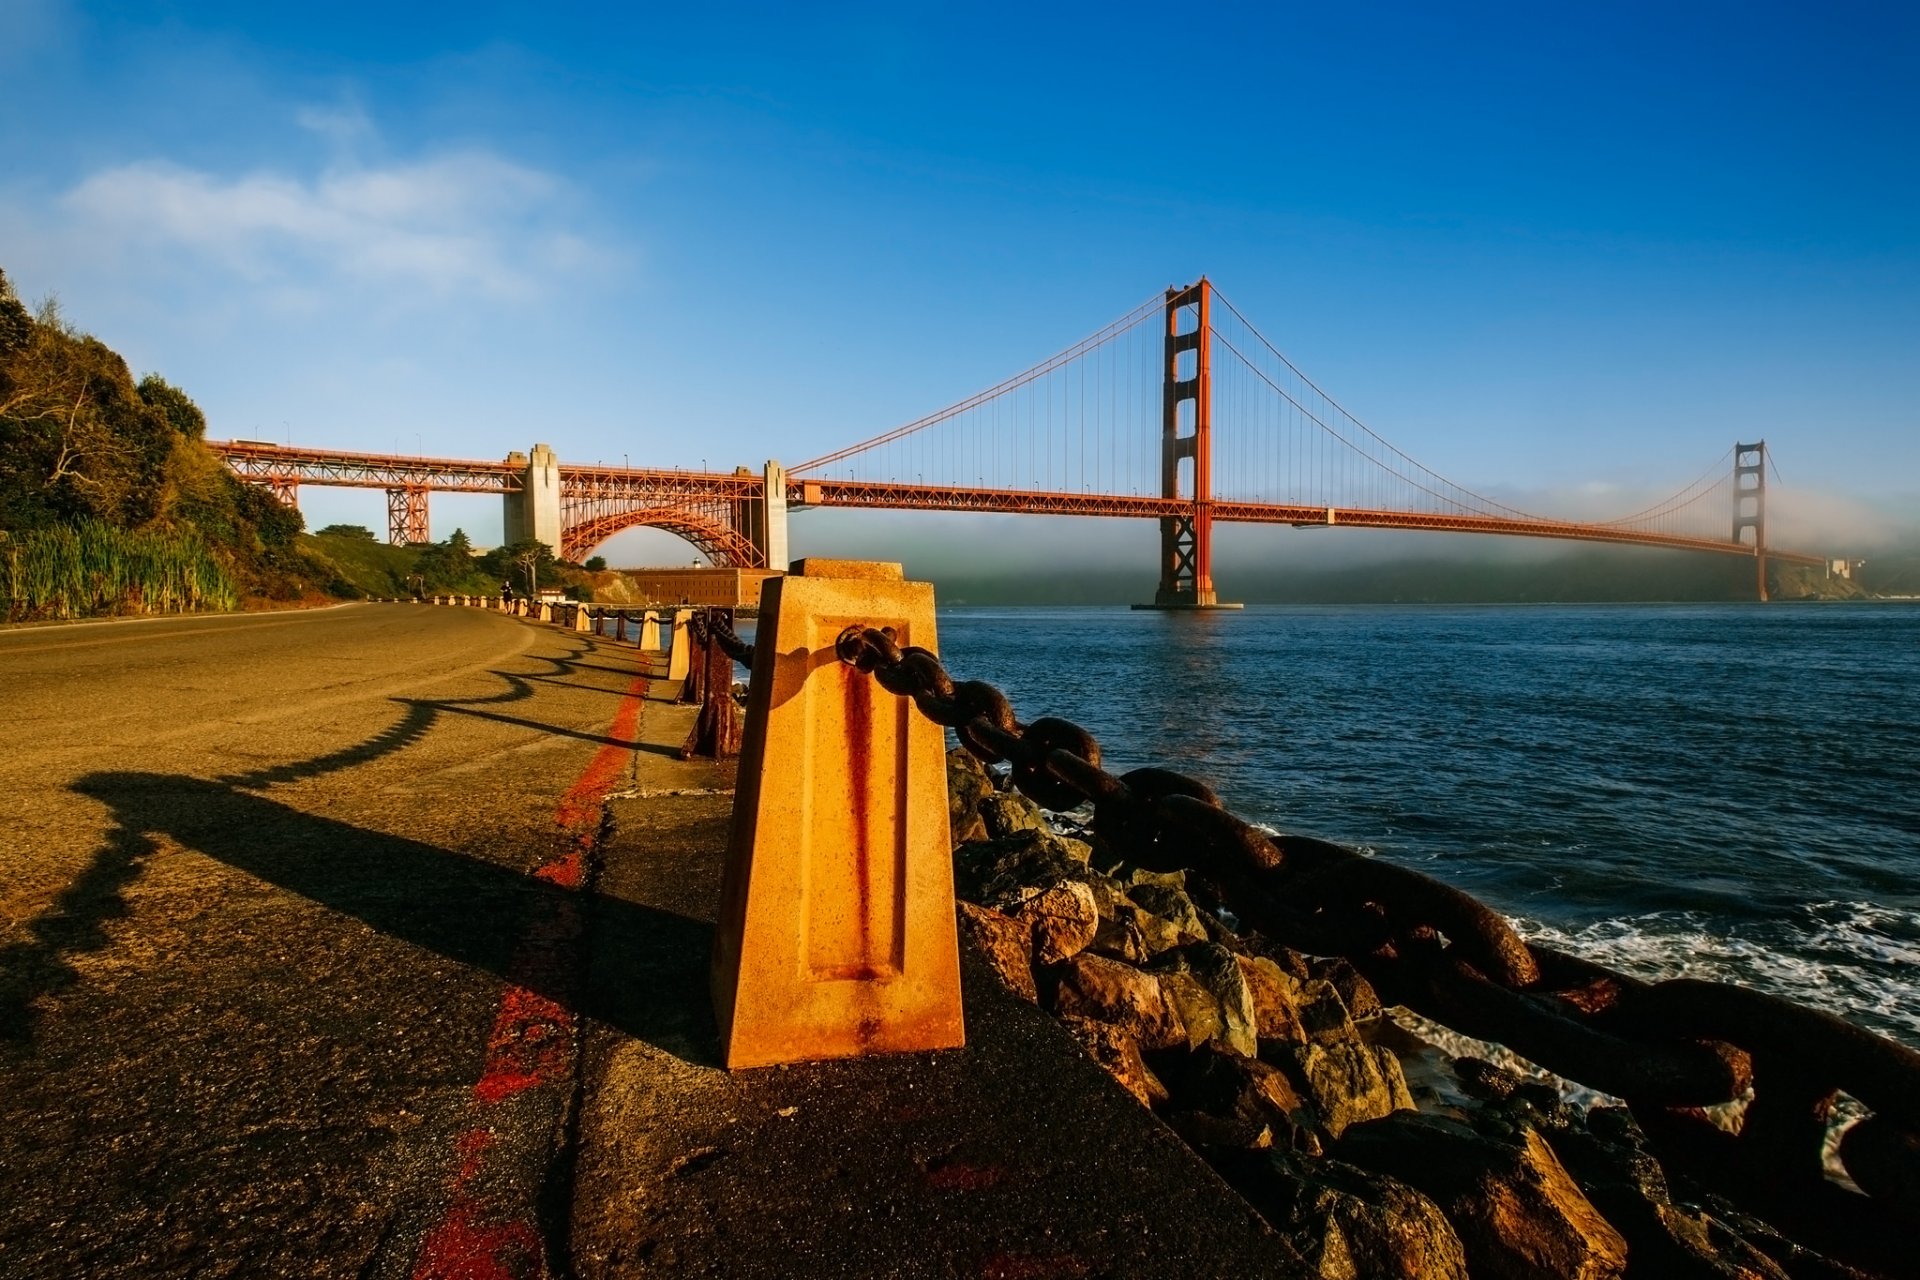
[692,608,755,667]
[833,624,1920,1240]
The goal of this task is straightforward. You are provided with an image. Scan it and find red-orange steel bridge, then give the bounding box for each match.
[209,278,1821,601]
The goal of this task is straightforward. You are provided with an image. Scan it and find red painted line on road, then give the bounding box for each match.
[411,671,651,1280]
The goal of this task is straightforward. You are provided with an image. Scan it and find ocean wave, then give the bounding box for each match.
[1511,901,1920,1044]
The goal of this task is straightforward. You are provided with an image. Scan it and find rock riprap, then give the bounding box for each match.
[943,748,1878,1280]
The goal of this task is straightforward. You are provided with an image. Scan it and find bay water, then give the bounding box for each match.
[930,603,1920,1047]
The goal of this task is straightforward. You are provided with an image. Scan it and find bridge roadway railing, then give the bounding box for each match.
[698,558,1914,1275]
[793,480,1826,566]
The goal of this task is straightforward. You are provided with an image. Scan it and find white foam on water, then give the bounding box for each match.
[1510,901,1920,1044]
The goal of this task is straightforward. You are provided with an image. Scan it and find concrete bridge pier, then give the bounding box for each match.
[745,461,790,571]
[504,444,562,555]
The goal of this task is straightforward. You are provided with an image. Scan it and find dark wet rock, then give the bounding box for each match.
[1217,1150,1470,1280]
[956,901,1038,1004]
[1166,1105,1277,1153]
[1057,1014,1167,1109]
[1155,1045,1315,1152]
[1307,956,1384,1022]
[1259,968,1357,1044]
[1049,953,1186,1052]
[1272,1038,1414,1139]
[1334,1111,1628,1280]
[955,830,1087,905]
[1152,943,1258,1058]
[1236,953,1308,1047]
[1454,1057,1572,1128]
[1546,1106,1789,1280]
[946,747,993,846]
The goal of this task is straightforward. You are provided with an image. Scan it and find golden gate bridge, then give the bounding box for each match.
[209,279,1818,603]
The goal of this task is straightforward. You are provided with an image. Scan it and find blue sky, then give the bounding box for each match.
[4,1,1915,563]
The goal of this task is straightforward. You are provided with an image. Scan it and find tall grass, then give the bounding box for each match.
[1,520,239,620]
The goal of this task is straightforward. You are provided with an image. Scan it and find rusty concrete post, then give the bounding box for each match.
[667,609,693,681]
[681,610,744,759]
[711,558,964,1069]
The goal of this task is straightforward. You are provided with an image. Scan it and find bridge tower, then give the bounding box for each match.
[503,444,563,557]
[1138,278,1240,610]
[1733,441,1767,602]
[386,485,429,545]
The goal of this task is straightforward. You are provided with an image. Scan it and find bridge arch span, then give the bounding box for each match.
[561,508,762,567]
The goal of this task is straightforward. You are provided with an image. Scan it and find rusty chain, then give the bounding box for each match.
[689,608,755,667]
[833,622,1920,1243]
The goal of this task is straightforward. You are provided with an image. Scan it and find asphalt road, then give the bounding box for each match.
[0,603,652,1278]
[2,601,1304,1279]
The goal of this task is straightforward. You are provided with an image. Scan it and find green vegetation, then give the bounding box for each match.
[1,520,237,620]
[0,265,333,619]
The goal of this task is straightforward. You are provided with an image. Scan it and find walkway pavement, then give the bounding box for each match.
[566,682,1300,1278]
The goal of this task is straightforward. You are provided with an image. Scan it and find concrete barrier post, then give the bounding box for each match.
[710,558,963,1068]
[667,608,693,681]
[640,610,661,650]
[573,604,591,633]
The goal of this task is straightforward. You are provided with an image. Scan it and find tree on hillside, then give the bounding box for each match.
[136,375,207,440]
[317,524,378,540]
[413,528,485,591]
[584,555,607,572]
[479,538,555,597]
[0,288,178,531]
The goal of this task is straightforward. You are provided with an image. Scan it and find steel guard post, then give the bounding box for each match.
[710,558,964,1069]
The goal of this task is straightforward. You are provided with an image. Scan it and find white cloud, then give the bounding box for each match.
[57,140,607,301]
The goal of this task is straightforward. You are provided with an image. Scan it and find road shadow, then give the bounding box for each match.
[0,819,158,1045]
[44,771,721,1066]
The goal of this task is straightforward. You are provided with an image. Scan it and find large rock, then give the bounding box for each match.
[1157,970,1227,1053]
[1237,953,1308,1046]
[1114,899,1203,955]
[945,747,994,846]
[1057,1014,1167,1108]
[1334,1111,1629,1280]
[1272,1039,1414,1139]
[1153,943,1258,1058]
[1271,972,1358,1043]
[955,830,1086,905]
[1225,1151,1471,1280]
[980,788,1048,838]
[1002,879,1100,965]
[1126,879,1212,946]
[1049,952,1186,1051]
[956,901,1037,1004]
[1157,1046,1315,1153]
[1547,1107,1790,1280]
[1088,912,1151,965]
[1307,956,1384,1022]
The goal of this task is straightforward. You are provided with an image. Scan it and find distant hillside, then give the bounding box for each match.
[927,544,1877,606]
